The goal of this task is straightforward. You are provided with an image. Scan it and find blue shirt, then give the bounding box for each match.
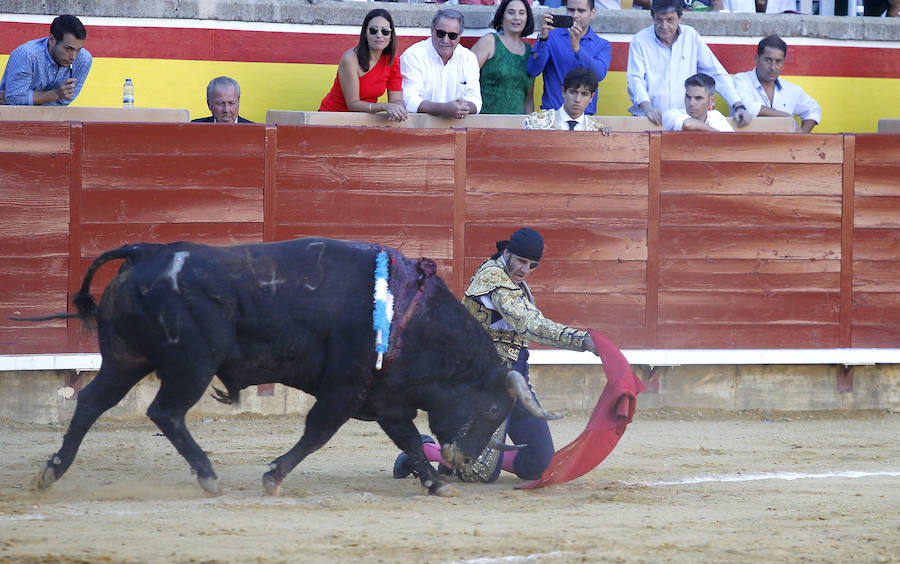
[0,37,92,106]
[526,27,611,115]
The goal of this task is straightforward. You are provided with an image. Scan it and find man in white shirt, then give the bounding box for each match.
[524,67,610,133]
[662,73,734,132]
[400,9,481,119]
[626,0,751,127]
[733,36,821,133]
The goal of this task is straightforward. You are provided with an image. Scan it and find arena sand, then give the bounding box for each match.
[1,408,898,563]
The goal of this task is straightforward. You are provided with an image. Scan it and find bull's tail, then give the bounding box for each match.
[9,245,145,328]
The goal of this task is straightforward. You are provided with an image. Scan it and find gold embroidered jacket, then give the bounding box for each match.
[463,258,590,362]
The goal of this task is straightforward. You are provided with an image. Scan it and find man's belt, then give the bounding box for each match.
[488,329,529,361]
[488,329,529,349]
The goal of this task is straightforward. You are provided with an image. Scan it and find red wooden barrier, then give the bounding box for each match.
[0,123,897,354]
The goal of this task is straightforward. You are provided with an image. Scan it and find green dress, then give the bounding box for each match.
[479,33,532,115]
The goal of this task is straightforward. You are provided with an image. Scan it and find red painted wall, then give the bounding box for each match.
[0,123,897,353]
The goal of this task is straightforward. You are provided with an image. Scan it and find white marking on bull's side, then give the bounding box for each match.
[303,241,326,291]
[641,469,900,486]
[158,311,180,345]
[259,270,286,295]
[165,251,190,292]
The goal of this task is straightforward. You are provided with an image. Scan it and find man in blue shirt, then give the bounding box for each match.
[0,15,92,106]
[526,0,611,116]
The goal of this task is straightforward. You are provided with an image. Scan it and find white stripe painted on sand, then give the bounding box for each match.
[643,469,900,486]
[445,552,572,564]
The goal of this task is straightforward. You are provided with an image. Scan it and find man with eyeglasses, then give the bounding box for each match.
[400,9,482,119]
[393,227,597,484]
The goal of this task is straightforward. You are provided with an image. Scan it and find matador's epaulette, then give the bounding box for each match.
[465,262,518,297]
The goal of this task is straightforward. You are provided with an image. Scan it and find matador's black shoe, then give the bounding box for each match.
[392,434,436,479]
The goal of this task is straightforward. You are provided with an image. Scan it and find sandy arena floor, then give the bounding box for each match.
[1,407,898,564]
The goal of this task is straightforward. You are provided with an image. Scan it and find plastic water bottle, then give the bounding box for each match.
[122,78,134,107]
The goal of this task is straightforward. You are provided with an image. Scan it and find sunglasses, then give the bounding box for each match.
[434,29,460,41]
[368,27,392,37]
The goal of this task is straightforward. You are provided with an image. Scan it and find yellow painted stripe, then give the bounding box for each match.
[2,55,897,133]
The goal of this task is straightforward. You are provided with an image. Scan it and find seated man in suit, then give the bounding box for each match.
[192,76,253,123]
[524,67,609,134]
[662,73,733,132]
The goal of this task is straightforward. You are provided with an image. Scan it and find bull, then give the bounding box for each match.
[20,238,557,497]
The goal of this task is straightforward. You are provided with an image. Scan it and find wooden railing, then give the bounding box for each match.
[267,110,799,132]
[0,122,897,354]
[0,106,190,123]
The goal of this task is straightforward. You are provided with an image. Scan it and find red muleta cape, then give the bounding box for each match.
[517,329,645,489]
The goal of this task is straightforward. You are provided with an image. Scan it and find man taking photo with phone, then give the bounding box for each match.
[526,0,610,116]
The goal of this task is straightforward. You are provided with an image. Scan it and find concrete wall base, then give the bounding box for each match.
[1,364,898,424]
[529,364,900,412]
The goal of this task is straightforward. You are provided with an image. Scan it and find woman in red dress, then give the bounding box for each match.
[319,9,407,121]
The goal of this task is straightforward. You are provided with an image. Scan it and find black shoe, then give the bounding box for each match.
[393,435,437,479]
[393,452,416,479]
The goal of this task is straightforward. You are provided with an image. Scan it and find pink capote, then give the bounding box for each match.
[517,329,645,489]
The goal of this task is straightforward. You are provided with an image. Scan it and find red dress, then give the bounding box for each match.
[319,53,403,112]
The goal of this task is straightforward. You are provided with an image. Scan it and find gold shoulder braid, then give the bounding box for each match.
[465,262,517,297]
[524,109,556,130]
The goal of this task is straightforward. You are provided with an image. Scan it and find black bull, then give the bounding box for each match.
[21,238,556,497]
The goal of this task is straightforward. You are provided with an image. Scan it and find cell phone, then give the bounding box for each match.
[550,14,574,28]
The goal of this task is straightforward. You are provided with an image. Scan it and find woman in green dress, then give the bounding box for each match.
[471,0,536,115]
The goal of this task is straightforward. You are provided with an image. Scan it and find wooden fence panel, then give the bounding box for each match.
[0,125,896,354]
[657,133,845,348]
[659,132,843,163]
[466,131,651,346]
[272,126,458,271]
[78,123,266,258]
[851,134,900,347]
[0,123,71,353]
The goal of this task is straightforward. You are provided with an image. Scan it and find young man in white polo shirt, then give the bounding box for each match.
[662,73,733,132]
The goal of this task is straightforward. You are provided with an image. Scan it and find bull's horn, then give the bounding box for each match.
[505,370,563,421]
[489,438,528,451]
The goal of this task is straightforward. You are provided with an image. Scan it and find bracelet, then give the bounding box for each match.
[538,37,547,42]
[733,103,746,112]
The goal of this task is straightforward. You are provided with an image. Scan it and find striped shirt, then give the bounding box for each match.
[0,37,92,106]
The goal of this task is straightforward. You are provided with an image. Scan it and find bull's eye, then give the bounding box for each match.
[485,403,501,418]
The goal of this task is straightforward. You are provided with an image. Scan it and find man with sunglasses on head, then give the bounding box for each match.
[400,9,481,119]
[393,228,597,484]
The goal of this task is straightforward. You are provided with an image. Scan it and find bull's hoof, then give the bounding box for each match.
[425,478,458,497]
[197,476,221,496]
[262,472,282,496]
[33,462,59,490]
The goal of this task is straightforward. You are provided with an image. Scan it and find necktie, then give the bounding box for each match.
[567,120,578,130]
